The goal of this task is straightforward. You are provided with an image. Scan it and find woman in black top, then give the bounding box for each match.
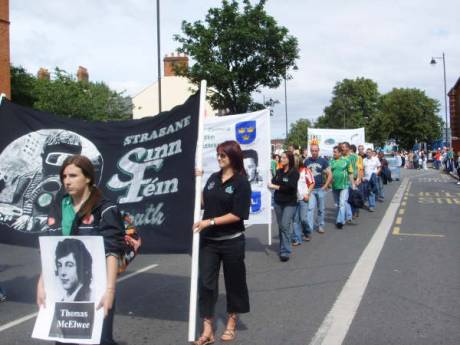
[193,140,251,345]
[268,151,299,262]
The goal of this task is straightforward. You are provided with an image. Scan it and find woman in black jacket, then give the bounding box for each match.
[268,151,299,262]
[193,140,251,345]
[37,155,124,345]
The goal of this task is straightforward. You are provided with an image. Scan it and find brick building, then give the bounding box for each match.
[448,77,460,152]
[0,0,10,99]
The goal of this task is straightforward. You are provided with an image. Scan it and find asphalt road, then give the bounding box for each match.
[0,168,459,345]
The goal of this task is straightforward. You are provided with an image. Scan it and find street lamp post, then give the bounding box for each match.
[156,0,162,113]
[430,52,449,146]
[284,73,288,139]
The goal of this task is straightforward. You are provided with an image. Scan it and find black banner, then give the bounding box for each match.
[0,95,199,252]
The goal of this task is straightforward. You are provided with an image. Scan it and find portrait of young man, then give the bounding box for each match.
[54,238,93,302]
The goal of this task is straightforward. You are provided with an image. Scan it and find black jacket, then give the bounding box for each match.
[272,168,299,206]
[46,194,125,257]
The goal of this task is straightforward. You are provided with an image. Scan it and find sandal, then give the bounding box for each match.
[220,329,236,342]
[192,334,215,345]
[220,314,238,342]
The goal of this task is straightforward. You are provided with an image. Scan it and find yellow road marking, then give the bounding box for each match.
[401,201,407,206]
[446,198,452,204]
[398,209,405,215]
[394,232,445,238]
[393,226,400,235]
[395,217,402,225]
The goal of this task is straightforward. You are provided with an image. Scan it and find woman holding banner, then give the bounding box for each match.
[36,155,124,345]
[193,140,251,344]
[268,151,299,262]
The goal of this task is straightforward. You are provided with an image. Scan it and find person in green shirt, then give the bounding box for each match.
[330,146,355,228]
[340,142,359,221]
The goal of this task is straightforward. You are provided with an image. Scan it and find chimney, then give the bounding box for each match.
[77,66,89,82]
[0,0,11,99]
[164,53,189,77]
[37,68,50,80]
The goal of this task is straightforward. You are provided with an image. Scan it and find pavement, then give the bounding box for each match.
[0,168,459,345]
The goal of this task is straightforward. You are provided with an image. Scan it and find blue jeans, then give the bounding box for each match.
[307,188,326,231]
[368,188,376,208]
[377,176,384,200]
[274,203,297,257]
[293,200,311,242]
[333,189,349,225]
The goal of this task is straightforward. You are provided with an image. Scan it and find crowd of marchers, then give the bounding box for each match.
[396,147,460,184]
[269,143,393,262]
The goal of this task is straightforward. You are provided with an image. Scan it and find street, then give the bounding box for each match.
[0,168,459,345]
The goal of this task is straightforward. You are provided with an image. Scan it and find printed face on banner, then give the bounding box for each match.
[235,121,256,145]
[32,236,106,344]
[0,129,102,233]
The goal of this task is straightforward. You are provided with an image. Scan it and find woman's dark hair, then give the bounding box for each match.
[216,140,247,176]
[59,155,102,218]
[55,238,92,288]
[283,151,295,171]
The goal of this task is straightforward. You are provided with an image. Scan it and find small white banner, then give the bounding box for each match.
[32,236,107,344]
[203,109,271,225]
[308,127,366,157]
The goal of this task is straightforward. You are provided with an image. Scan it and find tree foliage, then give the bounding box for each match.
[10,66,37,108]
[316,77,380,130]
[369,88,442,149]
[315,78,442,149]
[286,118,312,149]
[174,0,299,114]
[10,66,132,121]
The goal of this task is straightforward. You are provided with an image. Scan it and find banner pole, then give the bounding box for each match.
[268,223,272,246]
[188,80,207,342]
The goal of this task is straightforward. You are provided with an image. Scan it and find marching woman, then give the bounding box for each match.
[268,151,299,262]
[36,155,125,345]
[193,140,251,344]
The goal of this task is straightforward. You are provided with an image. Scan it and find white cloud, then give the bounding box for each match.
[9,0,460,138]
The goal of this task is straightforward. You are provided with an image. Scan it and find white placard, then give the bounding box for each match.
[32,236,107,344]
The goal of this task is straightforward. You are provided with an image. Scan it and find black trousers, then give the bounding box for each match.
[56,301,117,345]
[198,235,250,318]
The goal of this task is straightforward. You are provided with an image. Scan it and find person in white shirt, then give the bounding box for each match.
[363,149,381,212]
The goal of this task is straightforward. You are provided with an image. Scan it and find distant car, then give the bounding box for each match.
[384,153,400,181]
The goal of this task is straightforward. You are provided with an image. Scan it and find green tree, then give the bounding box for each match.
[10,66,37,107]
[174,0,299,114]
[316,77,380,130]
[10,65,132,121]
[285,118,312,149]
[372,88,442,149]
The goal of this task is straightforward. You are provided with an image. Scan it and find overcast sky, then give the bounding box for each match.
[10,0,460,138]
